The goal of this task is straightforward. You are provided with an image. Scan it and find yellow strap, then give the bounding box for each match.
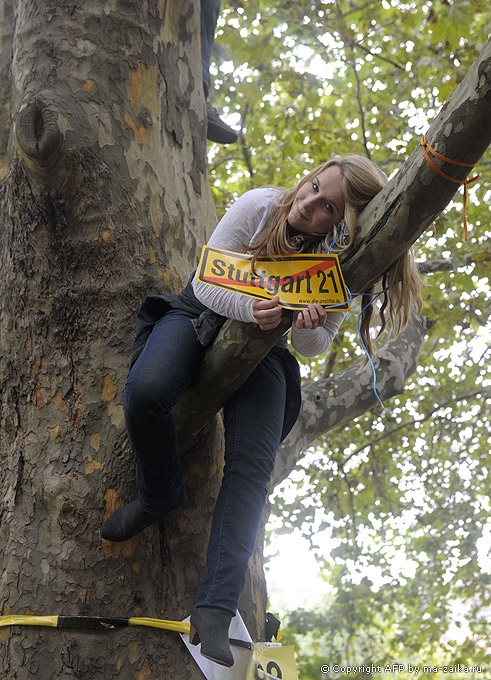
[0,614,190,634]
[0,615,59,628]
[129,617,190,634]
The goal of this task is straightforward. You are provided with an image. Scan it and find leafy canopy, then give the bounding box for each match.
[208,0,490,675]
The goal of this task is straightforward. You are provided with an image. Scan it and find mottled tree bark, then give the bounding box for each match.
[0,2,217,678]
[0,0,13,169]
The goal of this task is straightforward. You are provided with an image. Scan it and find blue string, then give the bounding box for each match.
[325,237,387,410]
[355,288,389,411]
[322,285,388,411]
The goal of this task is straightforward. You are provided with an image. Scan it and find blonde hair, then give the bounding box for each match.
[248,154,422,355]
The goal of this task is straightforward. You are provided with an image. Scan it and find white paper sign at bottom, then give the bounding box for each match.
[180,612,253,680]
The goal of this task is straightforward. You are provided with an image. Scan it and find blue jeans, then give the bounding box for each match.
[124,309,287,614]
[200,0,222,97]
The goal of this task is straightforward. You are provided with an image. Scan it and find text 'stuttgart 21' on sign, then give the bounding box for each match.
[197,246,350,311]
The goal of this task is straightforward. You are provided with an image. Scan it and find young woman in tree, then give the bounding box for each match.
[100,155,422,667]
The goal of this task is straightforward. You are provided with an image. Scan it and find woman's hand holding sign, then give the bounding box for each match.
[253,297,327,332]
[252,297,284,330]
[294,303,327,330]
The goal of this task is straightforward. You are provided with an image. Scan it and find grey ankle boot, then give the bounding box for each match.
[189,606,234,667]
[99,500,164,542]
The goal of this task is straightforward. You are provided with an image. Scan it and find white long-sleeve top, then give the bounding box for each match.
[192,187,346,357]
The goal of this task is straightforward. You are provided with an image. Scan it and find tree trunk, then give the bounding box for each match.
[0,2,218,677]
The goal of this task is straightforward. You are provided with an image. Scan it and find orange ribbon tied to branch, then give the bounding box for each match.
[420,135,481,240]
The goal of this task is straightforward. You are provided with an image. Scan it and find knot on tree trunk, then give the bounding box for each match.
[15,98,62,171]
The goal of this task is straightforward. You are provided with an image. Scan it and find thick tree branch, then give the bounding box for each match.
[341,38,491,288]
[271,314,430,488]
[418,258,454,274]
[175,313,293,452]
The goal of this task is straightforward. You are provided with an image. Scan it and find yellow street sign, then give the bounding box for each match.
[197,246,350,311]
